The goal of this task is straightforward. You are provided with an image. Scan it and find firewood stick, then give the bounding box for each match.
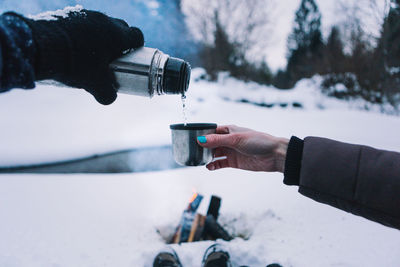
[172,226,182,244]
[204,215,233,241]
[207,195,221,220]
[188,213,200,242]
[194,214,206,241]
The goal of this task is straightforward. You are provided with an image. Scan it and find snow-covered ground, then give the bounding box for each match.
[1,69,398,167]
[0,70,400,266]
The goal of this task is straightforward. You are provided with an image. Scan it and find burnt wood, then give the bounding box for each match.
[207,195,221,220]
[204,215,233,241]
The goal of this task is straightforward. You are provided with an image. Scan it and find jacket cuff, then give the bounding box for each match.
[283,136,304,186]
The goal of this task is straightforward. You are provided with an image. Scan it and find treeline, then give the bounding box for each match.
[184,0,274,85]
[195,0,400,107]
[199,14,273,85]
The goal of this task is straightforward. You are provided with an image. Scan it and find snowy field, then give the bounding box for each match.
[0,70,400,266]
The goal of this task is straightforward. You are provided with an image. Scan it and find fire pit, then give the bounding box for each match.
[168,193,232,244]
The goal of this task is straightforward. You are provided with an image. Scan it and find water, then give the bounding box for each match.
[181,94,188,126]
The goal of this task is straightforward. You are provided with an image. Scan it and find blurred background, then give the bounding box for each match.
[0,1,400,267]
[0,0,398,170]
[0,0,397,109]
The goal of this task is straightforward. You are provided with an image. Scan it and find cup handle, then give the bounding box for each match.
[211,156,227,162]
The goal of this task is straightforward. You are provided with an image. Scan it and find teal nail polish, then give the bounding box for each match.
[197,136,207,143]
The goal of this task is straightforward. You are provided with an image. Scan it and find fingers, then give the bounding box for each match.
[216,125,231,134]
[206,159,230,171]
[86,85,117,105]
[213,147,228,157]
[198,125,249,149]
[216,125,252,134]
[86,70,118,105]
[117,26,144,52]
[127,26,144,48]
[111,18,129,28]
[108,14,144,51]
[197,133,241,149]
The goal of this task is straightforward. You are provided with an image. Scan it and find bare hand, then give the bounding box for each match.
[197,125,289,172]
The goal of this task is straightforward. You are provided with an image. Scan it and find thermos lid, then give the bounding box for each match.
[163,57,191,95]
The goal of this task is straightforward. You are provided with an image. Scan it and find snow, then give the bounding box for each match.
[0,69,398,167]
[0,170,399,267]
[0,69,400,266]
[389,67,400,75]
[0,82,179,167]
[0,0,397,265]
[193,69,399,114]
[28,5,83,21]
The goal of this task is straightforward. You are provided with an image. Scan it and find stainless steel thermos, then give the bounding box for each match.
[110,47,191,97]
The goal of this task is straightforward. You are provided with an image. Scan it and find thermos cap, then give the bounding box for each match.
[163,57,191,95]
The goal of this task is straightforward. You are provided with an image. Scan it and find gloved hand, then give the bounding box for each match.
[6,9,144,105]
[197,125,289,172]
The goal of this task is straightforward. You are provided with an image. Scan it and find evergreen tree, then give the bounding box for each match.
[373,0,400,105]
[382,0,400,67]
[325,26,346,73]
[286,0,324,81]
[287,0,322,52]
[200,12,237,80]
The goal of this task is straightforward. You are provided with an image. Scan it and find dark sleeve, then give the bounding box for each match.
[0,13,36,92]
[283,136,304,186]
[284,136,400,230]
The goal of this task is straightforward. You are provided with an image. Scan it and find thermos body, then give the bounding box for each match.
[110,47,191,97]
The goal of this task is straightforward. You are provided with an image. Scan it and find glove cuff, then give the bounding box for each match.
[30,20,72,80]
[5,12,72,80]
[0,13,36,90]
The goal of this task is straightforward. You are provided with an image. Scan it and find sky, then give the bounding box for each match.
[0,0,388,70]
[181,0,388,70]
[263,0,387,70]
[0,0,197,60]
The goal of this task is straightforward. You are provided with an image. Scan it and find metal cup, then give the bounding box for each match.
[170,123,217,166]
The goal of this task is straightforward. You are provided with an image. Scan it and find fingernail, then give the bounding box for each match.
[208,164,215,171]
[197,136,207,143]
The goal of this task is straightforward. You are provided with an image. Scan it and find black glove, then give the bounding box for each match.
[6,9,144,105]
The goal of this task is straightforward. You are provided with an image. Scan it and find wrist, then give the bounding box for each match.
[28,20,71,80]
[274,137,289,173]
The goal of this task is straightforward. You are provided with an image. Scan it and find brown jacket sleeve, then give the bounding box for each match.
[291,137,400,230]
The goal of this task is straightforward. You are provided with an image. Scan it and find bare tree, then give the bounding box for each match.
[181,0,275,64]
[336,0,390,50]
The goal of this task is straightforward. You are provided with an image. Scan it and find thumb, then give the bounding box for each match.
[127,27,145,49]
[87,85,117,105]
[85,70,118,105]
[197,133,240,149]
